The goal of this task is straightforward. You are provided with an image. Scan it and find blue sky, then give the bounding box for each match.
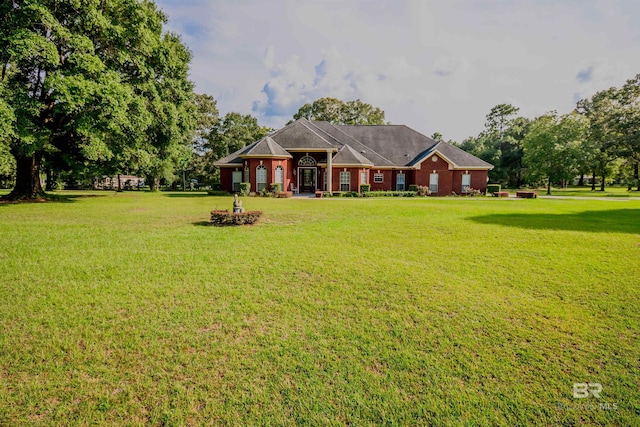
[154,0,640,141]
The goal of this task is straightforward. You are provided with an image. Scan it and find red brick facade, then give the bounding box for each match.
[220,151,489,195]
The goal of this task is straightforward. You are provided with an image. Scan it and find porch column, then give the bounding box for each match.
[326,149,333,192]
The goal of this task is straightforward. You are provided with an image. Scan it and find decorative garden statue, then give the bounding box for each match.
[233,194,245,213]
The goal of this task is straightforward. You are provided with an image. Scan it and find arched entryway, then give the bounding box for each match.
[297,155,317,193]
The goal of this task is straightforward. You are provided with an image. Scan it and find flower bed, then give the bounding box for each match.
[210,210,262,226]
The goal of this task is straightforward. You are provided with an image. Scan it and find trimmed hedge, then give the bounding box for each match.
[270,183,282,193]
[207,190,229,196]
[360,184,371,193]
[363,191,418,197]
[210,210,262,226]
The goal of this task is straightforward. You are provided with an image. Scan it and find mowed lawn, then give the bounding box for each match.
[0,192,638,426]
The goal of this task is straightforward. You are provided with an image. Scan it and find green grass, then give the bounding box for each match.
[528,185,640,198]
[0,191,638,425]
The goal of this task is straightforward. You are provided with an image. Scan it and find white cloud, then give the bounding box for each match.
[154,0,640,141]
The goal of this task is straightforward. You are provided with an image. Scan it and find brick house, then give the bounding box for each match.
[214,119,493,195]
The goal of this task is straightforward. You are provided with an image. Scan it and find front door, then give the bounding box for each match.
[299,167,316,193]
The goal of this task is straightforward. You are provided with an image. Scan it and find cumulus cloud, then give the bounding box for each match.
[154,0,640,141]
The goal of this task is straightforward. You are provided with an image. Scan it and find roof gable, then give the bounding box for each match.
[241,136,292,158]
[331,144,374,166]
[270,119,336,150]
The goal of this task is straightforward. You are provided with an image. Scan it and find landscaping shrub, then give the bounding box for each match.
[343,191,360,197]
[239,182,250,196]
[487,184,501,194]
[416,186,431,196]
[363,191,418,197]
[322,192,332,197]
[210,210,262,226]
[360,184,371,193]
[409,184,419,192]
[332,192,343,197]
[210,183,223,191]
[270,183,282,193]
[207,190,229,196]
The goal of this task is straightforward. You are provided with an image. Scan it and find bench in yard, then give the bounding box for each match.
[516,191,537,199]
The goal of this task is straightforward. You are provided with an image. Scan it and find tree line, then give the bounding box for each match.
[455,75,640,193]
[0,1,637,198]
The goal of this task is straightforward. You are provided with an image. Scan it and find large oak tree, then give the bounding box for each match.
[1,0,194,199]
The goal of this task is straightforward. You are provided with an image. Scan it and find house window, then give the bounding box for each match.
[340,171,350,191]
[256,165,267,191]
[298,156,316,166]
[374,173,384,183]
[275,166,284,189]
[462,173,471,193]
[430,173,439,193]
[360,171,367,185]
[244,165,249,183]
[396,173,405,191]
[232,171,242,193]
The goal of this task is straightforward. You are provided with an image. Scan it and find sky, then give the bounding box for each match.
[154,0,640,142]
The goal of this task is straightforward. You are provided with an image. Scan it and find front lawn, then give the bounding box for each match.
[0,192,637,425]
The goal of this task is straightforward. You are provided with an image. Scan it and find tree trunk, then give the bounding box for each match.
[117,173,122,192]
[600,172,605,191]
[591,171,596,191]
[3,151,46,200]
[148,176,159,191]
[635,163,639,191]
[45,166,54,192]
[578,174,584,186]
[547,177,551,195]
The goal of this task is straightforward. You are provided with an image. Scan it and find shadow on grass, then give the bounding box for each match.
[468,209,640,234]
[193,221,212,227]
[0,193,107,205]
[163,192,211,198]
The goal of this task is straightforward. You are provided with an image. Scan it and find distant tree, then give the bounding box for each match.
[292,97,386,125]
[523,112,589,194]
[193,93,219,154]
[208,112,270,160]
[431,132,443,142]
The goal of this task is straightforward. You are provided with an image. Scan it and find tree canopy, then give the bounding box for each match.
[1,0,194,199]
[292,97,386,125]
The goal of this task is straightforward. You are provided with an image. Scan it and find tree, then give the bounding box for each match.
[208,112,270,160]
[292,97,386,125]
[576,88,622,191]
[1,0,193,199]
[523,112,589,194]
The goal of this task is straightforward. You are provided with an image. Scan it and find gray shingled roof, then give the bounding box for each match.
[308,121,396,167]
[243,136,291,158]
[215,119,492,170]
[335,125,439,167]
[409,141,493,168]
[331,144,374,166]
[270,119,336,150]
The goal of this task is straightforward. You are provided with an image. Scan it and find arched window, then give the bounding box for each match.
[256,165,267,191]
[275,165,284,189]
[298,156,316,166]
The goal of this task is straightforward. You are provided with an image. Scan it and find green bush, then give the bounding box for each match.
[211,183,223,191]
[239,182,250,196]
[360,184,371,193]
[487,184,501,195]
[416,186,431,196]
[207,190,229,196]
[332,192,343,197]
[322,192,332,197]
[270,183,282,193]
[363,191,418,197]
[210,210,262,226]
[343,191,360,197]
[408,184,419,192]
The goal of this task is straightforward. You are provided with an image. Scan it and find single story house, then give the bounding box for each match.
[214,118,493,195]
